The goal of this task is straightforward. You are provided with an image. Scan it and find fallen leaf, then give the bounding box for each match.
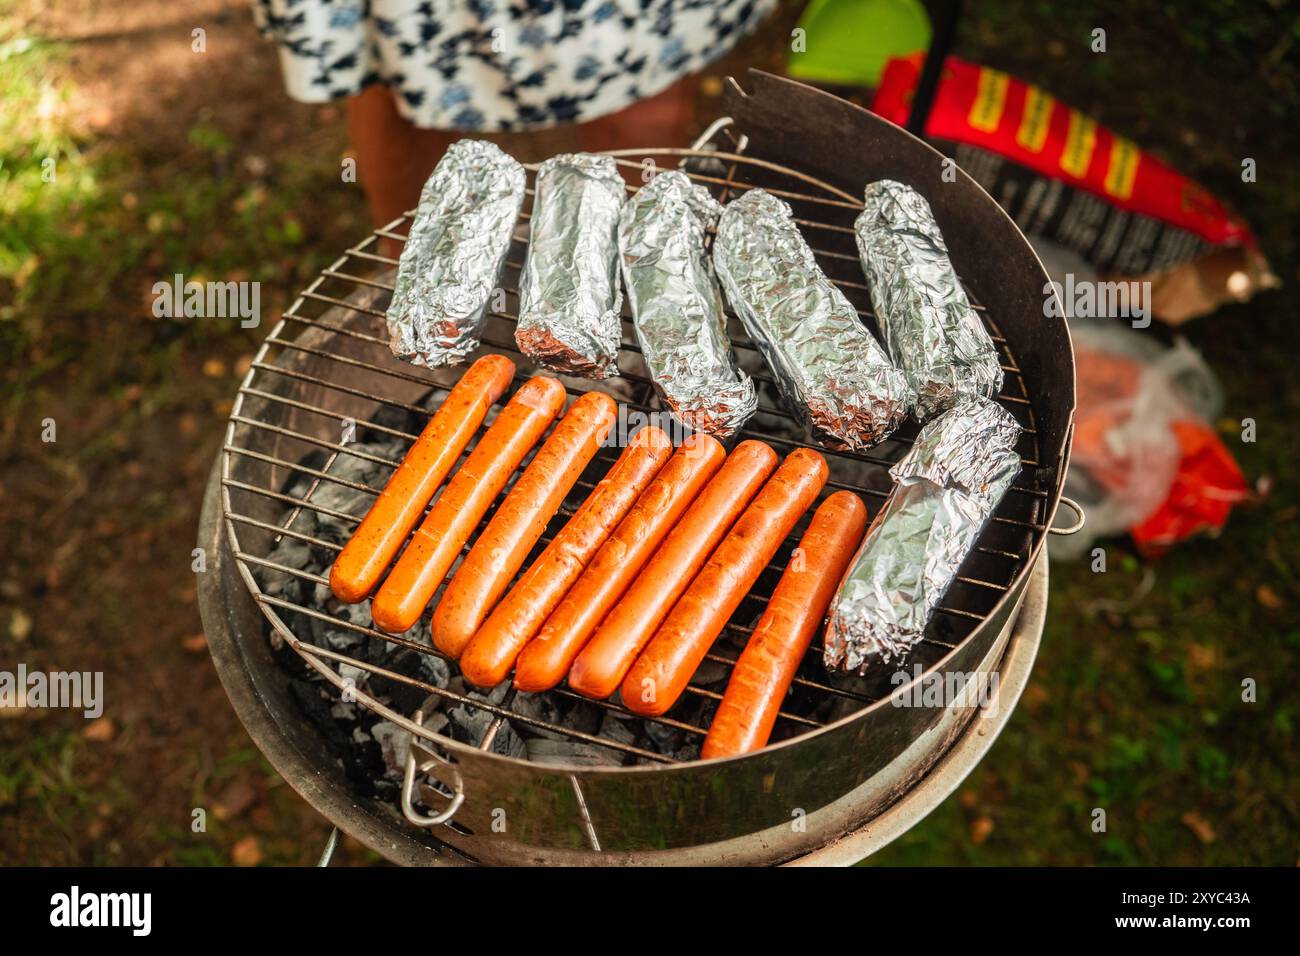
[213,778,258,822]
[969,817,994,845]
[203,359,227,379]
[182,633,207,653]
[9,609,32,642]
[231,836,263,867]
[1181,811,1216,844]
[83,717,116,742]
[1256,585,1283,610]
[1187,643,1218,671]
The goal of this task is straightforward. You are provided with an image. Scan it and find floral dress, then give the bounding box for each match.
[251,0,777,131]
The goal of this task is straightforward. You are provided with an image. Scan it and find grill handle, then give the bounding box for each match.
[1048,496,1085,536]
[401,711,466,828]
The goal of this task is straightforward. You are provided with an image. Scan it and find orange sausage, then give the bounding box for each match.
[459,426,673,687]
[621,447,829,717]
[329,354,515,603]
[567,440,778,701]
[701,491,867,758]
[371,375,566,633]
[511,432,725,692]
[431,391,618,658]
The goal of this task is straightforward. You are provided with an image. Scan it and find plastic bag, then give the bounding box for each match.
[1051,320,1249,560]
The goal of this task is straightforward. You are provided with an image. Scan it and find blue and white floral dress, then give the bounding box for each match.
[251,0,777,131]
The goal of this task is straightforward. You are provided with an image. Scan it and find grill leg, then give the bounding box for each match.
[316,826,340,867]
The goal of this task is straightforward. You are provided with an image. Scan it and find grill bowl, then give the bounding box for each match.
[200,71,1075,864]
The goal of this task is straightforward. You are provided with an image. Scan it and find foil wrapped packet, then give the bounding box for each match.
[713,188,910,450]
[825,398,1021,673]
[618,170,757,438]
[856,180,1003,420]
[516,153,625,378]
[387,140,525,368]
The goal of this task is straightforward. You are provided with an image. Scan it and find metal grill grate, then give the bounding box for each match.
[219,124,1047,768]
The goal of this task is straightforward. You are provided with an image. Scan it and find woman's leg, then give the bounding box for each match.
[345,84,460,230]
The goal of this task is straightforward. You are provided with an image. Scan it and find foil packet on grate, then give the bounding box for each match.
[713,188,910,450]
[618,170,757,438]
[387,140,526,368]
[516,153,626,379]
[855,179,1003,420]
[824,397,1022,673]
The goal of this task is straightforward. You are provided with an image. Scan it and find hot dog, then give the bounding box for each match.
[329,354,515,603]
[458,426,673,688]
[621,447,829,717]
[701,490,867,758]
[371,375,566,633]
[511,433,725,693]
[567,440,778,701]
[431,390,618,658]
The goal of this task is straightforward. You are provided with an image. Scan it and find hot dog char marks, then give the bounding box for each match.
[567,440,779,701]
[701,490,867,758]
[459,426,673,689]
[431,390,619,659]
[511,433,725,693]
[329,354,516,604]
[371,375,566,634]
[621,447,830,718]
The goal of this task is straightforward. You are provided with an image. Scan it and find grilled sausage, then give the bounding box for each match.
[511,432,725,693]
[458,426,673,688]
[370,375,566,633]
[431,390,619,658]
[621,447,829,717]
[567,440,778,701]
[329,354,515,603]
[701,490,867,757]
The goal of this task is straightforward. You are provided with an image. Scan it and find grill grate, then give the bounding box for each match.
[220,125,1047,768]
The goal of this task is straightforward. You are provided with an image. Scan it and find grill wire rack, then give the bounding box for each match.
[219,122,1053,781]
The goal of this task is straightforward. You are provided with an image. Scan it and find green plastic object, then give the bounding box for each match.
[787,0,933,88]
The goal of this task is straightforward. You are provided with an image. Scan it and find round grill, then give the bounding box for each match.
[220,128,1048,766]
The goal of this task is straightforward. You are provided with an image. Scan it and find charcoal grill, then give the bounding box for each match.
[197,71,1080,865]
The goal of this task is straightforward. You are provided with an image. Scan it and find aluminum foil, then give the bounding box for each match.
[713,188,910,450]
[387,140,525,368]
[516,153,625,378]
[824,398,1022,673]
[617,170,756,438]
[856,179,1003,420]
